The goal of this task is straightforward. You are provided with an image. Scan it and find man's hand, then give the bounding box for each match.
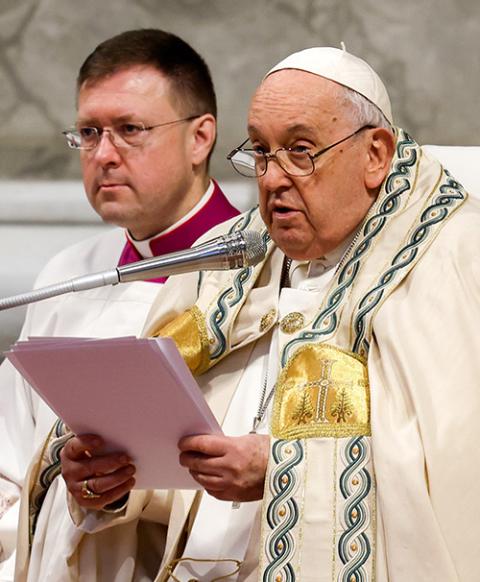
[178,433,269,502]
[60,434,136,510]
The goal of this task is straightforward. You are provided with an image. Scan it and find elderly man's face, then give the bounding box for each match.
[78,65,206,240]
[248,70,379,260]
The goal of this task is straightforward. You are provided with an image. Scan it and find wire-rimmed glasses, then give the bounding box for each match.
[63,115,200,150]
[227,125,373,178]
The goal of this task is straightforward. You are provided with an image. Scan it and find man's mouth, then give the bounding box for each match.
[272,205,298,216]
[97,182,130,193]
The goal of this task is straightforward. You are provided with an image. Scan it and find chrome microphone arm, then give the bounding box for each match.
[0,270,120,311]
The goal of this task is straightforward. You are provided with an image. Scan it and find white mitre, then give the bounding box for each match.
[266,46,393,124]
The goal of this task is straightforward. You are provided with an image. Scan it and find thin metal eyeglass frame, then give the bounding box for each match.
[227,124,374,177]
[62,115,201,150]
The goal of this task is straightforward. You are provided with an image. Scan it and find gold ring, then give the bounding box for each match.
[81,479,101,499]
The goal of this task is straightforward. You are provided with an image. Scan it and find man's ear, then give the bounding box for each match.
[190,114,216,166]
[364,127,395,190]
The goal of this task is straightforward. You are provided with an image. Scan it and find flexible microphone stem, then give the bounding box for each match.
[0,231,265,311]
[0,271,120,311]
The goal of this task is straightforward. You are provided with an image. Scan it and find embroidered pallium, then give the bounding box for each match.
[263,440,304,582]
[337,437,373,581]
[352,170,467,357]
[208,209,272,360]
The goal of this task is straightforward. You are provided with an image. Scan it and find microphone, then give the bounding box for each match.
[0,230,266,311]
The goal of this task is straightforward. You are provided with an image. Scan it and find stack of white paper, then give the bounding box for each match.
[5,336,222,489]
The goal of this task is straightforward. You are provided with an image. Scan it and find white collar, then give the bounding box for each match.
[289,231,356,289]
[126,180,215,258]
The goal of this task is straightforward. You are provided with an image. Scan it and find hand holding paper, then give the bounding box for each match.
[5,336,223,490]
[61,433,137,510]
[179,433,270,502]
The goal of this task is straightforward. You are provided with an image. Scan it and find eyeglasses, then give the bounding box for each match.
[227,125,373,178]
[62,115,200,150]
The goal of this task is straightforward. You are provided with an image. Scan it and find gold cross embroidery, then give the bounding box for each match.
[315,359,334,423]
[292,359,334,424]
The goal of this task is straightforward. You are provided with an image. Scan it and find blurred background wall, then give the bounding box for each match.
[0,0,479,351]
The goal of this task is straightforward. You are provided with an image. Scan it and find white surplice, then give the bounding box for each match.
[0,228,162,579]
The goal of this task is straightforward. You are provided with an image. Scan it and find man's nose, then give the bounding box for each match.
[92,130,122,166]
[259,155,292,191]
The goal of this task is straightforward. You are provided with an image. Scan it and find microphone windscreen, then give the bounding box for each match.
[241,230,266,266]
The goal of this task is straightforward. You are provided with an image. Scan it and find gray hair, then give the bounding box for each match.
[339,84,392,129]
